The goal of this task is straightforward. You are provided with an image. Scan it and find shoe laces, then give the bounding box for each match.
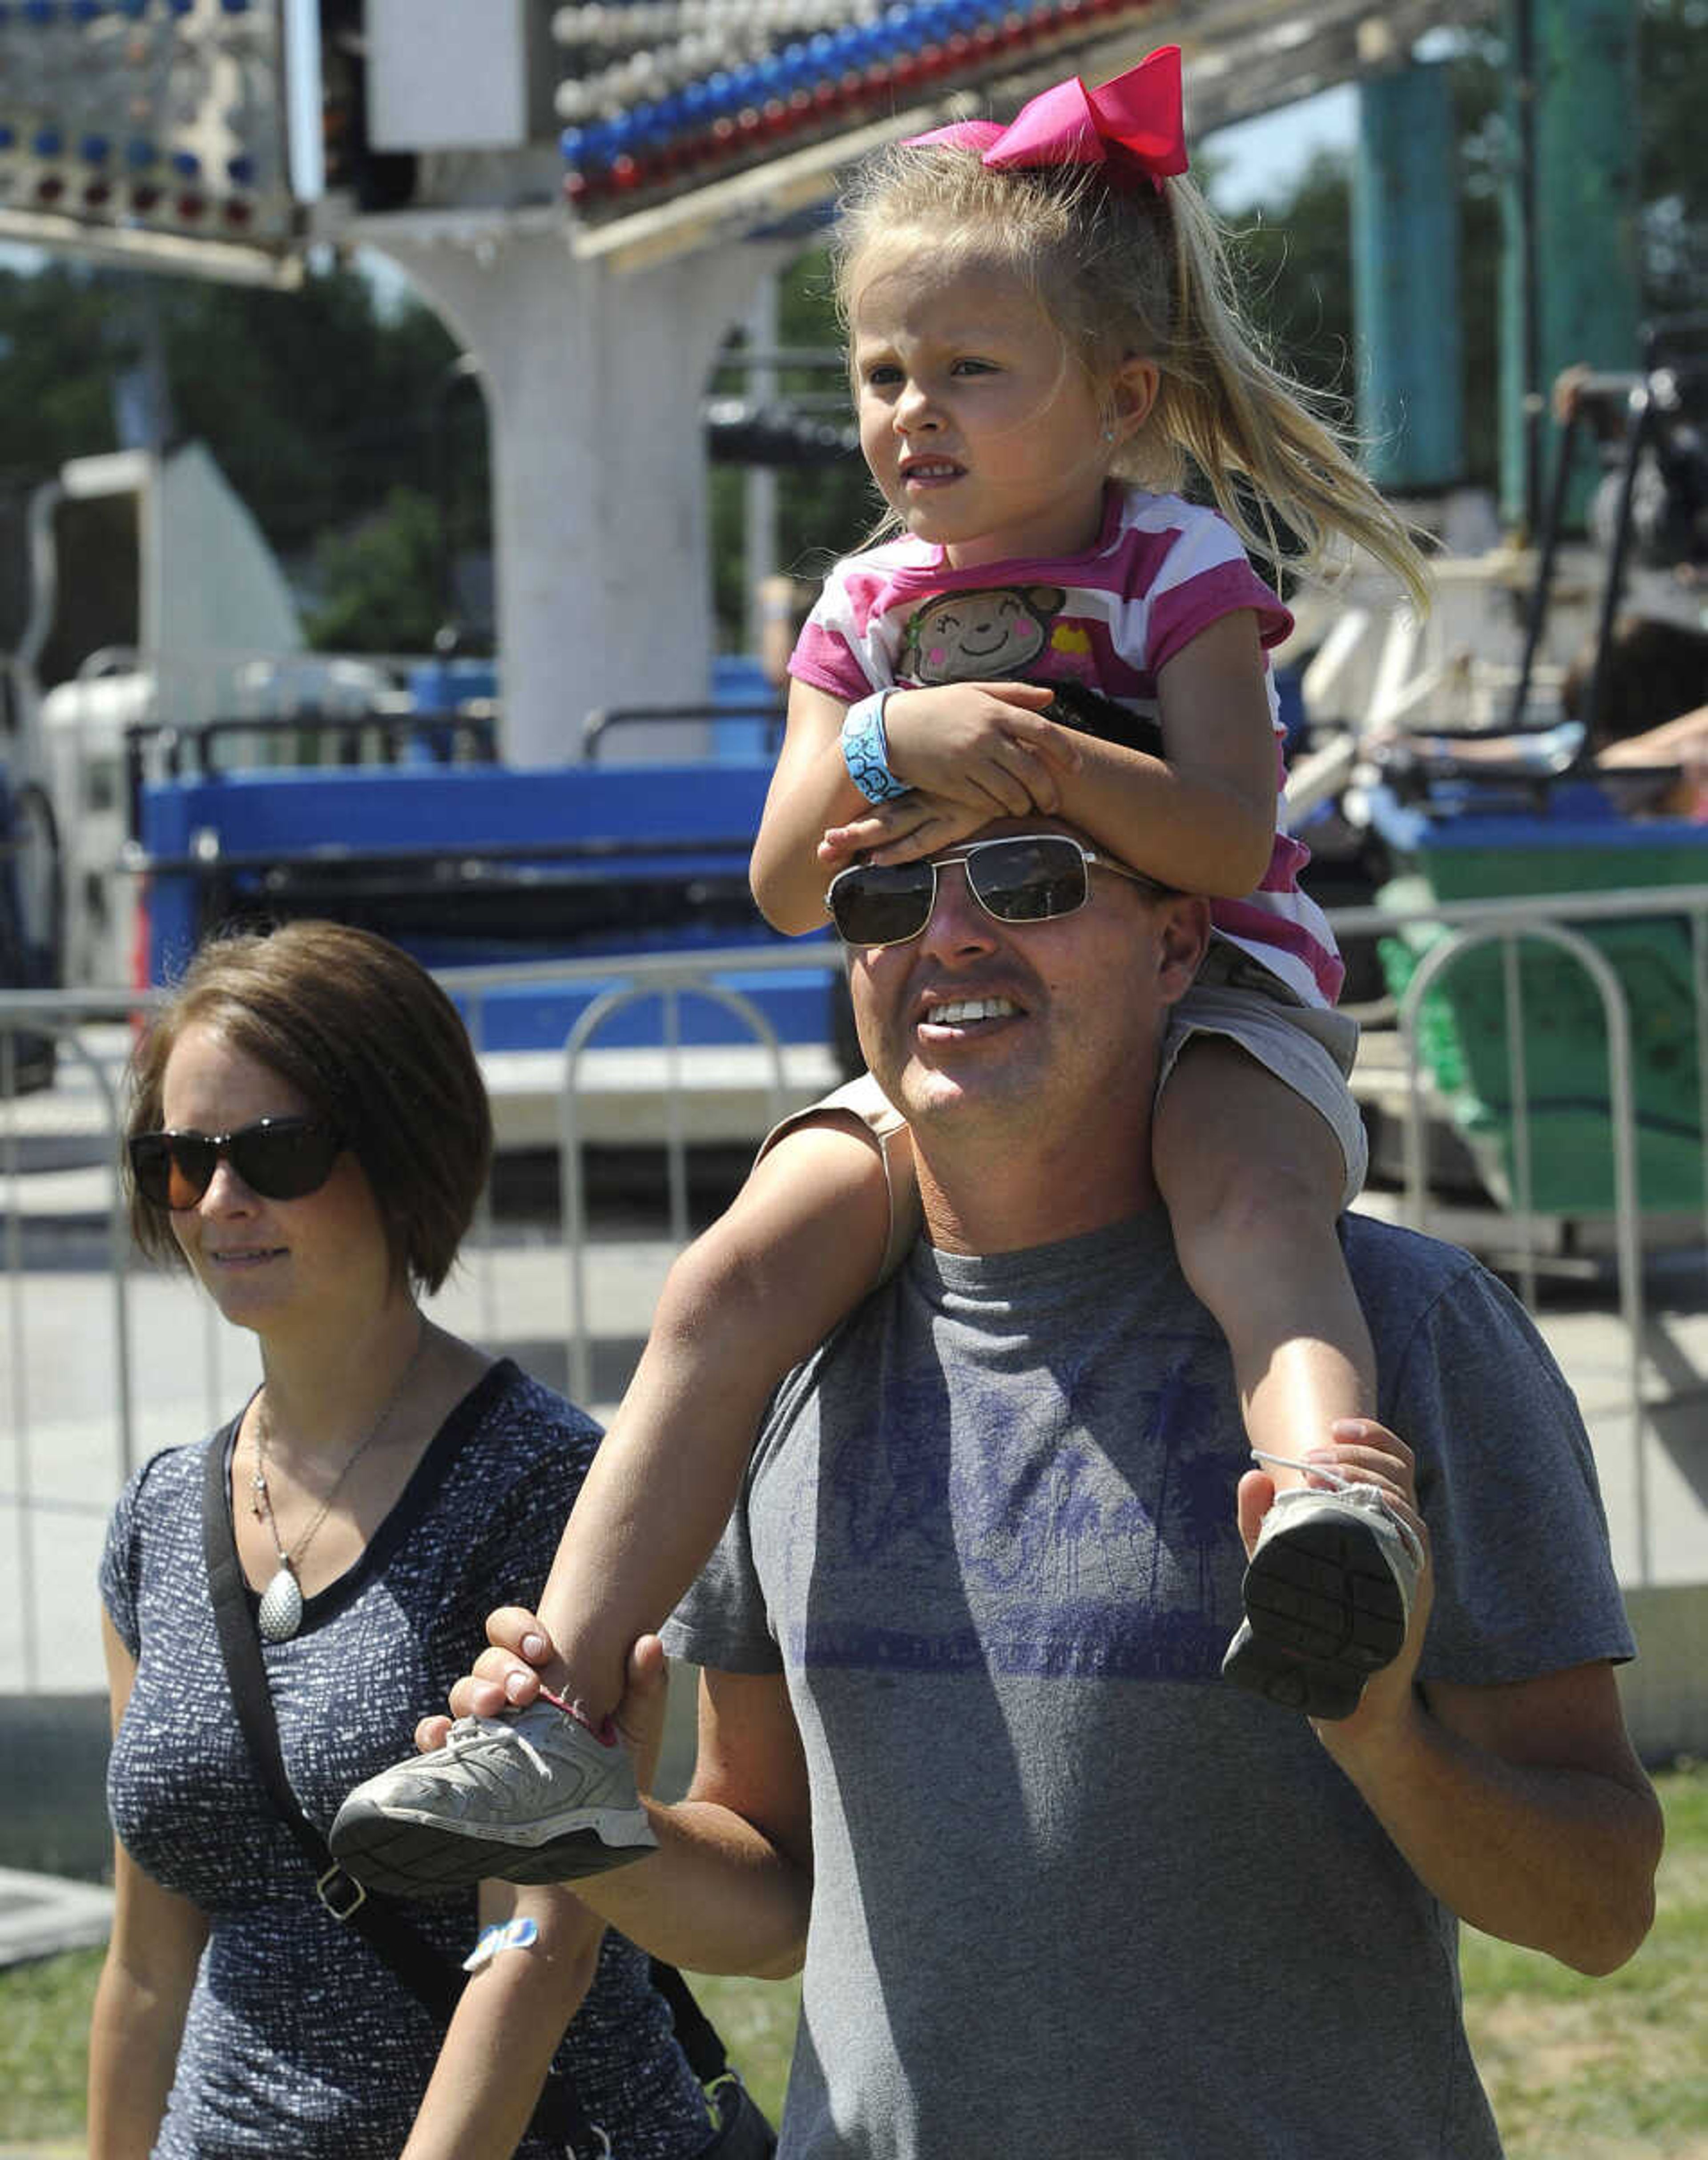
[1249,1448,1426,1573]
[442,1713,552,1785]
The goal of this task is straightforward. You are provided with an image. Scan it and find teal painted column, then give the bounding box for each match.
[1499,0,1640,531]
[1353,64,1464,493]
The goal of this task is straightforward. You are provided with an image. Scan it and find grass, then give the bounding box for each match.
[684,1969,801,2127]
[4,1765,1704,2156]
[0,1946,103,2144]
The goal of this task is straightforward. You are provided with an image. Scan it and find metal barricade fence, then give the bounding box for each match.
[4,892,1707,1689]
[1329,885,1708,1590]
[2,988,153,1693]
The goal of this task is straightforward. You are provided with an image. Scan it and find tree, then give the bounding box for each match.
[6,4,1702,654]
[0,254,473,643]
[303,486,446,653]
[0,259,128,484]
[158,265,463,563]
[1219,151,1360,418]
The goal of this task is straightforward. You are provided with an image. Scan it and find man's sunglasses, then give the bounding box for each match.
[825,832,1163,950]
[128,1116,346,1212]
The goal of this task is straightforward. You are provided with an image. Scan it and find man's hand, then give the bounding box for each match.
[1236,1417,1434,1741]
[1244,1428,1661,1975]
[417,1613,672,1796]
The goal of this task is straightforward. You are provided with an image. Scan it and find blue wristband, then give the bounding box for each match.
[840,691,911,803]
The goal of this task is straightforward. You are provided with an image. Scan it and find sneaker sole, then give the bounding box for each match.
[1222,1512,1408,1721]
[328,1799,657,1898]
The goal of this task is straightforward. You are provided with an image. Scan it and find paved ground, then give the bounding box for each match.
[0,1869,113,1964]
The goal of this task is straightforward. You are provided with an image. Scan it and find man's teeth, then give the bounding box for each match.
[926,997,1017,1025]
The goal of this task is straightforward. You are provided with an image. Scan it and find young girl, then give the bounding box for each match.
[332,45,1434,1896]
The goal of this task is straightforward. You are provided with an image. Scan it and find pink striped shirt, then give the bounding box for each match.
[790,485,1343,1008]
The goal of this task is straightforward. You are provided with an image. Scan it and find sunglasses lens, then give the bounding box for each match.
[230,1120,343,1201]
[129,1120,341,1209]
[830,863,936,947]
[129,1132,216,1209]
[829,839,1093,945]
[967,838,1088,921]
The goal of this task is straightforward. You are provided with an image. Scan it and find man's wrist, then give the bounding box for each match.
[841,690,911,802]
[1312,1672,1434,1790]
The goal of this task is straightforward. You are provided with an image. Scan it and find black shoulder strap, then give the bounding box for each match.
[649,1958,729,2084]
[199,1433,594,2147]
[198,1436,741,2144]
[200,1432,467,2020]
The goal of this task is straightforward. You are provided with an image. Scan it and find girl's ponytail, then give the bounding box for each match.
[1145,177,1433,616]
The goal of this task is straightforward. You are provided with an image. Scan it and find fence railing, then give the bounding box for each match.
[1329,883,1708,1588]
[4,887,1707,1687]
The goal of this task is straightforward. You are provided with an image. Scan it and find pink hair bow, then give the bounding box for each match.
[906,45,1188,193]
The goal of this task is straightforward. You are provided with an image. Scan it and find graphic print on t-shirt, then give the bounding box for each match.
[792,1330,1249,1683]
[901,586,1071,683]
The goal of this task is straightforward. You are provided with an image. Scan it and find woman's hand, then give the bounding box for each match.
[881,682,1077,814]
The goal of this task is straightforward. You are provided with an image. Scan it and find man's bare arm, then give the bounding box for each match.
[1239,1422,1663,1976]
[432,1622,812,1980]
[1325,1657,1662,1976]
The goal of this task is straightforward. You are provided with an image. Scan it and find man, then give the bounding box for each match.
[423,818,1661,2157]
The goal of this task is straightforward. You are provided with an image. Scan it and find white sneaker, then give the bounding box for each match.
[1221,1473,1423,1721]
[330,1699,657,1897]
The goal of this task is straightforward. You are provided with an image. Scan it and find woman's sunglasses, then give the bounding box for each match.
[128,1116,346,1212]
[825,832,1162,950]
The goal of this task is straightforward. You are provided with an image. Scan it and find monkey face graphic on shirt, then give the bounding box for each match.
[901,587,1068,684]
[899,584,1163,758]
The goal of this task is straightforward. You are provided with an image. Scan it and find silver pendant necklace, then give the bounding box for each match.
[249,1322,427,1643]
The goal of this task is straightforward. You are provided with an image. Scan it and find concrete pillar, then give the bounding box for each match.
[743,273,780,656]
[1353,64,1465,494]
[367,223,786,765]
[1499,0,1640,531]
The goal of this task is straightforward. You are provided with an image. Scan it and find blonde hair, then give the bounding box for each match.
[833,144,1432,614]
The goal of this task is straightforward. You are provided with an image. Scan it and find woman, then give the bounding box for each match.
[90,920,718,2160]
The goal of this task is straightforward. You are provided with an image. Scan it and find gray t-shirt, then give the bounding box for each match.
[666,1208,1634,2160]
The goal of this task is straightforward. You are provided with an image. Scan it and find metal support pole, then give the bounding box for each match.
[1353,64,1465,496]
[1499,0,1641,532]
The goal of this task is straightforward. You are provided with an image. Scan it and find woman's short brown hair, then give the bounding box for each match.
[124,921,492,1294]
